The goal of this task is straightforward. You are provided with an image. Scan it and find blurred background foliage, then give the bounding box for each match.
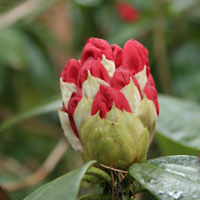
[0,0,200,199]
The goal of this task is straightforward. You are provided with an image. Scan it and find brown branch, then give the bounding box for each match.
[0,0,41,28]
[99,164,128,174]
[1,139,68,191]
[0,157,31,176]
[111,171,114,200]
[0,0,58,29]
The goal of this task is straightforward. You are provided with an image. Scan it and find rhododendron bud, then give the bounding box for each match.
[59,38,159,169]
[116,3,139,23]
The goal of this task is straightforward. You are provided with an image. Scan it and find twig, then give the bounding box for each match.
[110,171,114,200]
[99,164,128,174]
[0,0,41,28]
[1,139,68,191]
[0,0,58,29]
[0,186,11,200]
[0,157,31,176]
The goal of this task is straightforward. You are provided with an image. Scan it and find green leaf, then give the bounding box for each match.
[169,0,199,13]
[24,161,96,200]
[129,155,200,200]
[156,95,200,153]
[0,97,61,132]
[74,0,103,7]
[107,19,152,46]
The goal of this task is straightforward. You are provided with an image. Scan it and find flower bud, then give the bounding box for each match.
[59,38,159,169]
[116,3,140,23]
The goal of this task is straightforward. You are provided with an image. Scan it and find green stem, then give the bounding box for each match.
[86,167,111,184]
[134,181,146,194]
[78,194,111,200]
[82,174,102,184]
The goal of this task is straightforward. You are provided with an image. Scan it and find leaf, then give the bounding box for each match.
[74,0,103,7]
[0,28,26,69]
[171,42,200,101]
[0,97,61,132]
[24,161,96,200]
[156,95,200,152]
[107,19,152,46]
[169,0,199,13]
[129,155,200,200]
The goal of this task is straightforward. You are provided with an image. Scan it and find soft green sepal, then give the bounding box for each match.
[74,95,93,132]
[136,97,157,142]
[105,104,123,122]
[80,110,148,169]
[82,72,108,99]
[121,78,141,113]
[101,54,115,79]
[117,111,144,140]
[135,128,149,162]
[135,65,147,93]
[79,112,102,155]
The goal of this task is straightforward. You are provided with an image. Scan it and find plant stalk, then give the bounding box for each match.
[78,194,111,200]
[86,167,112,184]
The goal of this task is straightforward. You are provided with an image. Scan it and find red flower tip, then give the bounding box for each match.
[61,59,81,84]
[77,57,110,89]
[67,92,82,138]
[144,83,159,115]
[122,39,149,75]
[116,3,139,22]
[111,44,122,68]
[81,38,113,64]
[91,85,132,118]
[112,66,141,94]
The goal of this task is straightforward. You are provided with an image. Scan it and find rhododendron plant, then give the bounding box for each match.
[59,38,159,169]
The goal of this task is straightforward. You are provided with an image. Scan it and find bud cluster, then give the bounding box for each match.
[59,38,159,169]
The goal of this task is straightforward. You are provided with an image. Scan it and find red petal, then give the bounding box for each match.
[62,102,67,112]
[91,85,132,118]
[144,83,159,115]
[61,59,81,84]
[81,38,113,64]
[67,92,82,138]
[122,39,149,74]
[111,44,122,68]
[112,66,141,94]
[148,74,156,87]
[77,57,110,89]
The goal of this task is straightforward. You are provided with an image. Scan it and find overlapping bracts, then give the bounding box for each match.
[59,38,159,169]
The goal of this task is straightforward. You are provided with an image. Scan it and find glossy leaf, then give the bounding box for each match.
[0,97,61,132]
[129,155,200,200]
[156,95,200,152]
[24,161,96,200]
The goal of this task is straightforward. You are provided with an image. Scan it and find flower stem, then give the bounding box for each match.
[78,194,111,200]
[134,181,146,194]
[82,174,102,185]
[86,167,112,184]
